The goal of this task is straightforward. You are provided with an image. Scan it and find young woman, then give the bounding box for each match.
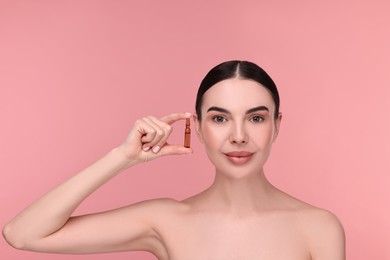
[3,61,345,259]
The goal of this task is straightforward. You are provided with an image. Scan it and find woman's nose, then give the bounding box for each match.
[229,123,248,144]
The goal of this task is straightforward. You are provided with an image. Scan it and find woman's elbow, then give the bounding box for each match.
[2,223,29,250]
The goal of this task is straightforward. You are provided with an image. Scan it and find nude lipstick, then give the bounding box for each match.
[225,151,253,165]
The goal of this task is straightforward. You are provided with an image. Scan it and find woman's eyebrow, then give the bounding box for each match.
[207,106,230,114]
[246,106,269,114]
[206,106,269,114]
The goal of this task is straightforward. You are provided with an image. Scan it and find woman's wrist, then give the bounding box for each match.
[110,146,139,171]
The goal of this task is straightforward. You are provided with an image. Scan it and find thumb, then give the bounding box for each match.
[158,144,193,157]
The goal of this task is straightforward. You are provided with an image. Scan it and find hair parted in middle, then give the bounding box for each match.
[195,60,280,120]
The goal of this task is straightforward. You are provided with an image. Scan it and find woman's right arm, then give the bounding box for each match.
[2,112,192,254]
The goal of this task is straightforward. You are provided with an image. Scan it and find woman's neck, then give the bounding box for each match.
[203,169,277,215]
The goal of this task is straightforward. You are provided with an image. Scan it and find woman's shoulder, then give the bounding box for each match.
[124,198,190,216]
[277,194,345,255]
[294,204,344,234]
[293,202,345,258]
[299,205,344,236]
[283,196,342,226]
[282,197,345,249]
[273,191,344,233]
[285,194,342,224]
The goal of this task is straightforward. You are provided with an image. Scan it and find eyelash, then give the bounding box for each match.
[211,115,264,124]
[212,115,227,123]
[249,115,264,123]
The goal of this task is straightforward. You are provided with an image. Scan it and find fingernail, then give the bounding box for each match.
[143,146,150,152]
[185,112,191,117]
[152,146,160,153]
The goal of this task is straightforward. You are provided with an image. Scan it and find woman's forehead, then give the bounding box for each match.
[201,78,275,110]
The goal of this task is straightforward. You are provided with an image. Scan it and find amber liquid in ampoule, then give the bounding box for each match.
[184,118,191,148]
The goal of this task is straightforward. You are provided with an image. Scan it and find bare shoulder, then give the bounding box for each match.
[304,207,343,229]
[131,197,187,210]
[126,198,189,221]
[307,208,345,259]
[293,203,345,260]
[299,206,345,240]
[121,197,187,217]
[271,192,345,260]
[276,192,344,231]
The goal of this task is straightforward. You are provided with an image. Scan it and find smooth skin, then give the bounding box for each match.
[3,78,345,260]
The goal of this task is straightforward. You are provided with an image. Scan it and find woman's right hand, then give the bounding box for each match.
[118,112,193,166]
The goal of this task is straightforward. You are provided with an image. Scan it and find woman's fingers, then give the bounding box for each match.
[160,112,191,125]
[121,112,192,163]
[140,116,172,153]
[158,143,193,156]
[139,113,191,154]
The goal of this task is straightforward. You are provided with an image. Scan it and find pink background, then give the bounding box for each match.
[1,1,389,259]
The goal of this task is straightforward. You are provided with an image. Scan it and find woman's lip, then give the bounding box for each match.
[225,151,253,157]
[225,151,253,165]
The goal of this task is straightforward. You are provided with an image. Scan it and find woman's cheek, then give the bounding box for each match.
[202,124,224,148]
[248,124,272,148]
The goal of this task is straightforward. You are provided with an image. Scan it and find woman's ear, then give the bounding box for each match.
[193,114,204,144]
[273,112,282,142]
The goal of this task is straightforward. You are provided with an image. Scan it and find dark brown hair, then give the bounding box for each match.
[195,60,280,120]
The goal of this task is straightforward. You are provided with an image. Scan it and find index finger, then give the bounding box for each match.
[160,112,192,125]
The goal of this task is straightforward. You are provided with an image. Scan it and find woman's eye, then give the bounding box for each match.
[250,115,264,123]
[212,115,227,123]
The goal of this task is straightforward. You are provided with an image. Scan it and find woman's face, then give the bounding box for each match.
[195,78,281,177]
